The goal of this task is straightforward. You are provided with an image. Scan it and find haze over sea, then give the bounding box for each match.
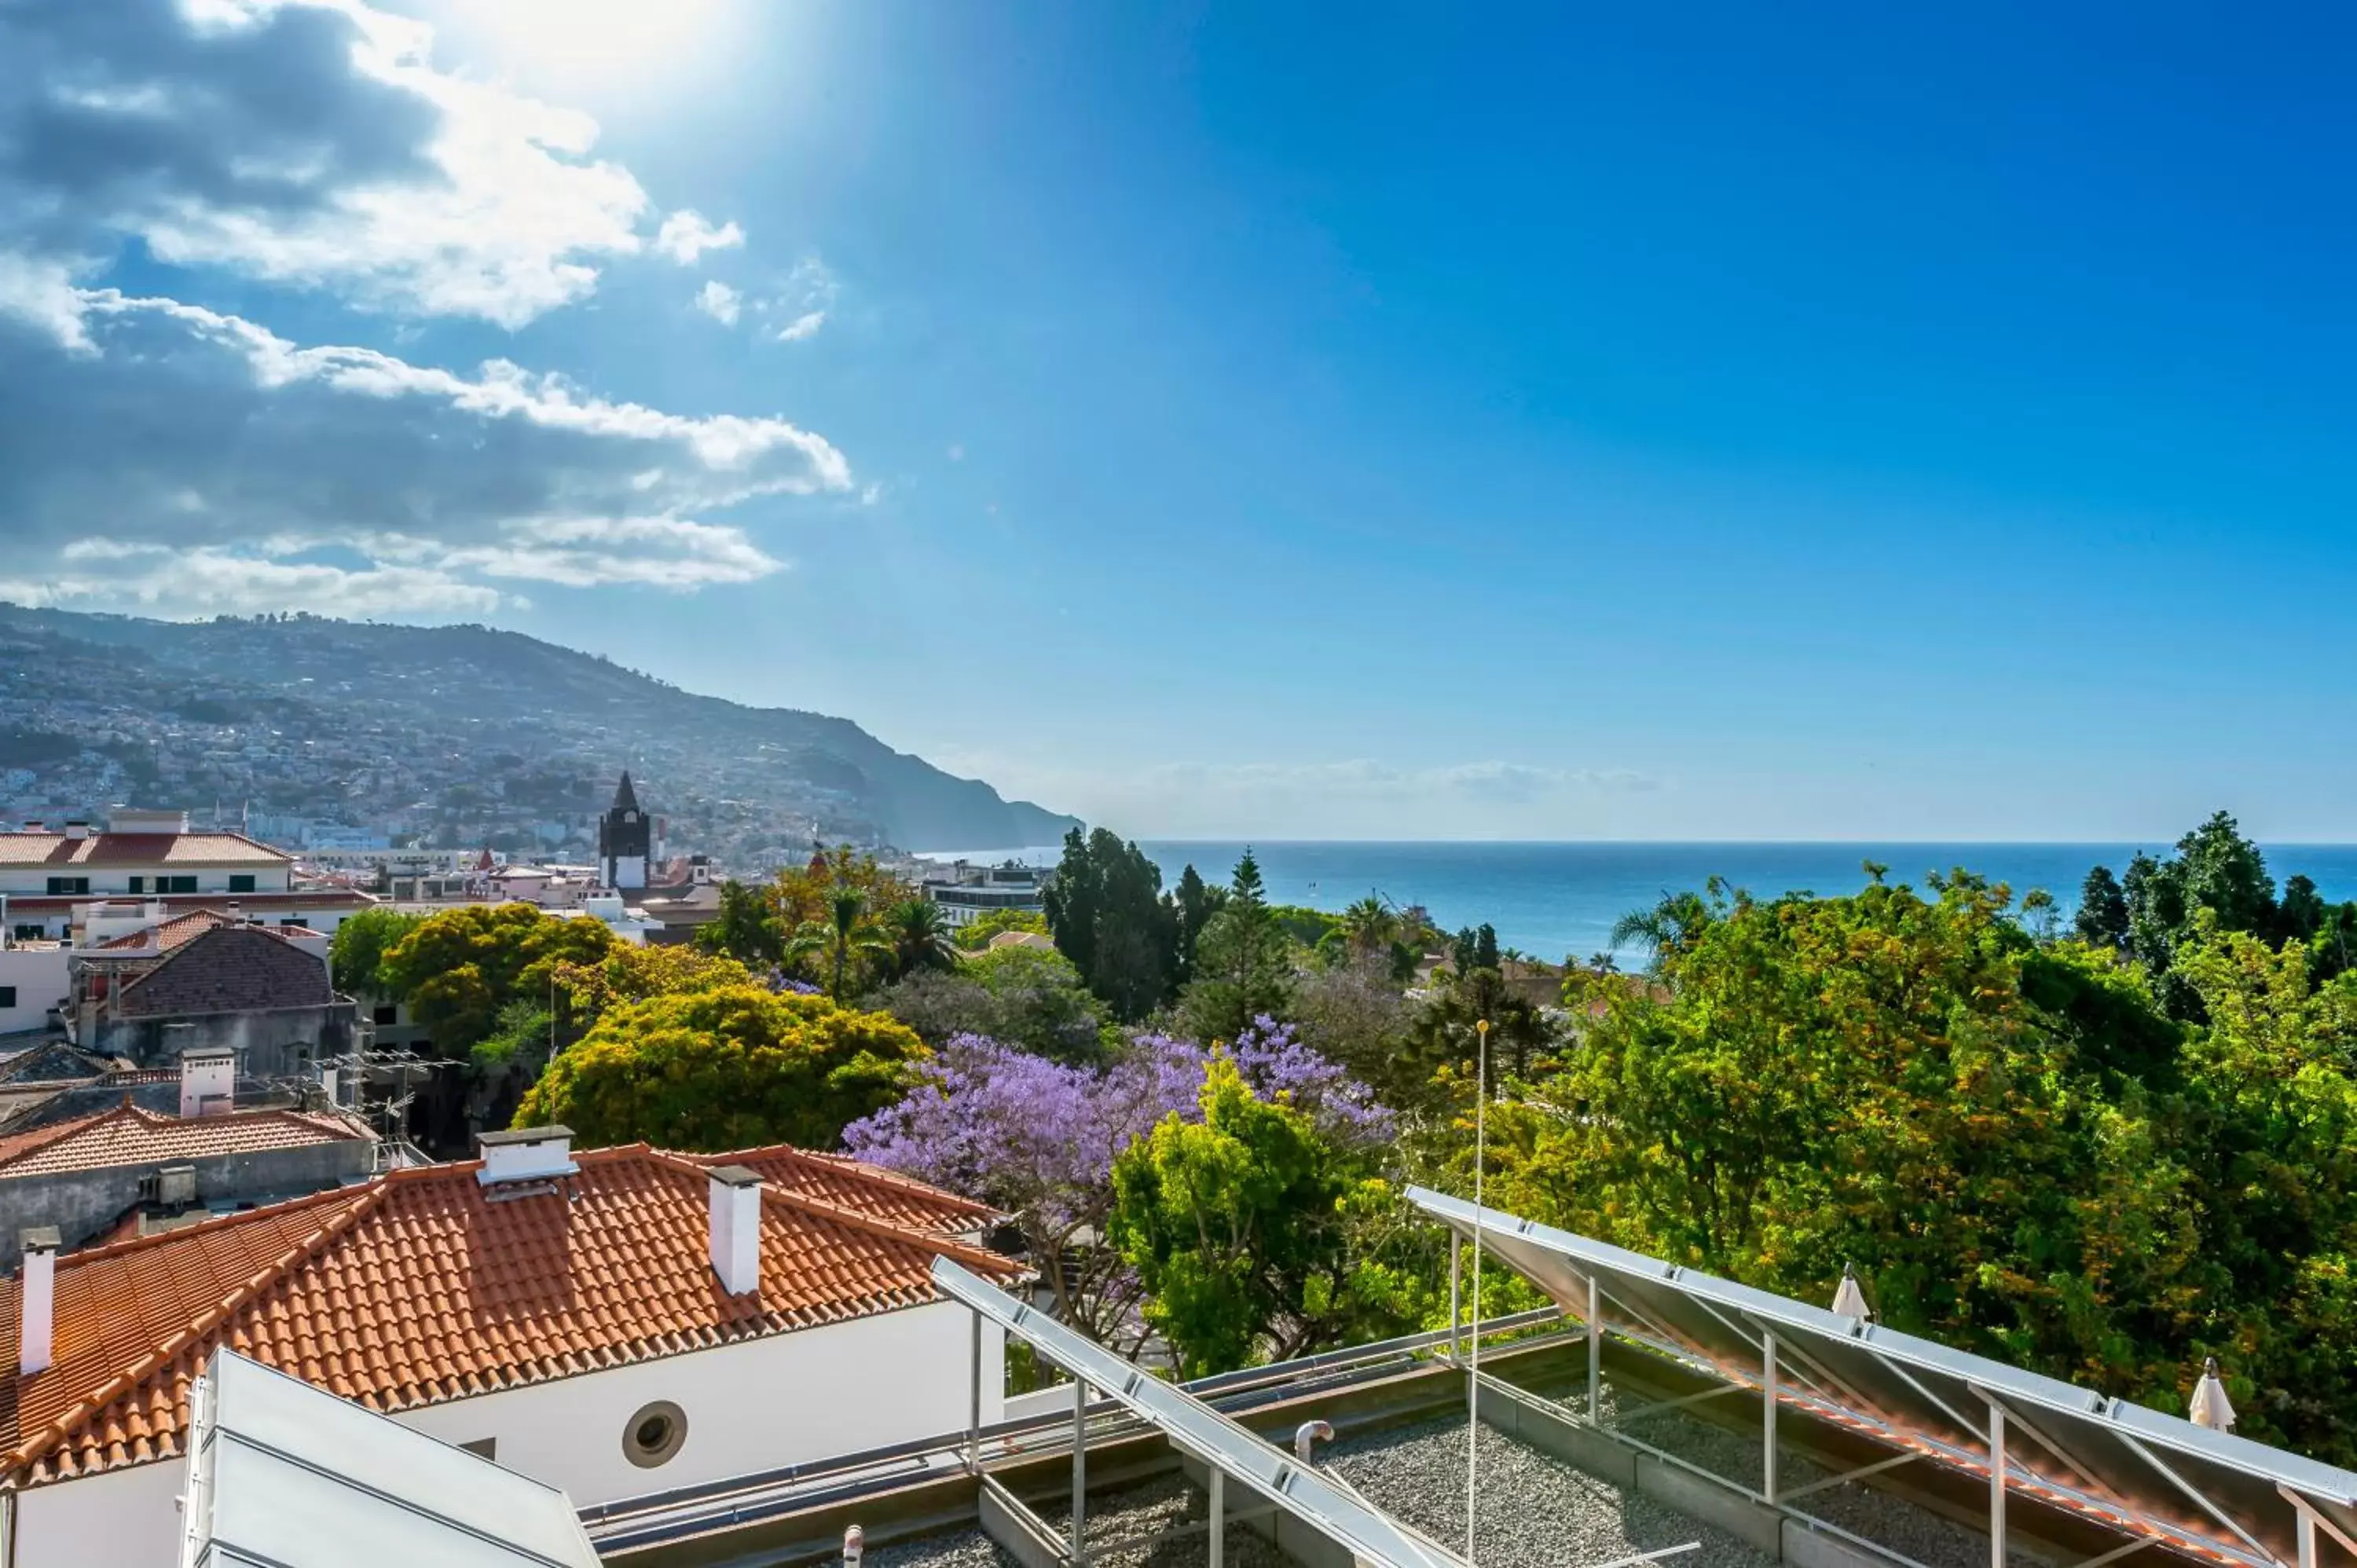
[941,842,2357,964]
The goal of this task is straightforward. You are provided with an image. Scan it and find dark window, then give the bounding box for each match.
[229,874,255,893]
[126,875,145,894]
[280,917,309,929]
[373,1004,398,1026]
[459,1437,497,1460]
[0,987,15,1009]
[165,874,198,894]
[10,925,42,941]
[44,877,89,896]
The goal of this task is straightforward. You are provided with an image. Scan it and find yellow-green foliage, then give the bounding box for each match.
[378,902,618,1057]
[514,985,930,1152]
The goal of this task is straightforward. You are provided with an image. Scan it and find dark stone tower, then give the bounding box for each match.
[598,771,651,890]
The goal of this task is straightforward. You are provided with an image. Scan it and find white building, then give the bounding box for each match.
[0,938,68,1039]
[0,1130,1017,1568]
[0,810,373,941]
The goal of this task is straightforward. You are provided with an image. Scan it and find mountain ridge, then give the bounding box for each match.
[0,603,1079,860]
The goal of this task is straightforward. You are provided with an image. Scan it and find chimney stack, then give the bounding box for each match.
[179,1046,237,1118]
[475,1126,577,1189]
[62,820,89,841]
[706,1166,763,1295]
[20,1229,58,1376]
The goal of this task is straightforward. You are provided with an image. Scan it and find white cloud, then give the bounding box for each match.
[0,542,508,617]
[757,254,837,343]
[0,0,665,326]
[0,251,90,352]
[654,209,745,265]
[694,279,741,326]
[0,276,849,612]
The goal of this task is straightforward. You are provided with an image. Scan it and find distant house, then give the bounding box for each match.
[0,808,375,940]
[0,1054,376,1267]
[0,936,67,1040]
[923,859,1050,930]
[0,1127,1020,1567]
[65,911,359,1078]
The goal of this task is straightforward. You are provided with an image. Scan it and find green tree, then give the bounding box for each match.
[1172,863,1223,984]
[1043,828,1178,1020]
[378,903,619,1058]
[328,907,427,997]
[1608,888,1717,973]
[882,898,958,980]
[1109,1057,1370,1374]
[787,886,892,999]
[1177,851,1292,1042]
[868,943,1109,1062]
[695,879,783,966]
[1410,965,1552,1093]
[2075,864,2130,950]
[515,987,929,1150]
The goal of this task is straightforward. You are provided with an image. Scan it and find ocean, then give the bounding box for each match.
[927,841,2357,964]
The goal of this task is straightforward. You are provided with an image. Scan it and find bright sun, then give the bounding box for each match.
[435,0,742,93]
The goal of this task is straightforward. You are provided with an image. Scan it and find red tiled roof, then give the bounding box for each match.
[113,925,336,1019]
[0,1102,370,1179]
[0,892,372,915]
[685,1144,999,1236]
[0,1143,1024,1485]
[91,909,241,954]
[0,833,289,869]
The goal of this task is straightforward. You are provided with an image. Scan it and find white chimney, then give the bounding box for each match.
[20,1228,59,1377]
[62,820,89,842]
[706,1165,763,1295]
[476,1126,577,1188]
[179,1047,236,1118]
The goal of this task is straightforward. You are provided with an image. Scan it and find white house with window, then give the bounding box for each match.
[0,810,372,941]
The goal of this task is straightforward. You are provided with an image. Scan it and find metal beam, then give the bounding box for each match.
[2279,1486,2357,1565]
[2115,1431,2283,1568]
[933,1260,1468,1568]
[1989,1400,2007,1568]
[1071,1376,1088,1566]
[1772,1450,1920,1504]
[1764,1333,1780,1505]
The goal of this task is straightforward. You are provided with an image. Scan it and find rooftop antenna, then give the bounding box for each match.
[1466,1015,1490,1564]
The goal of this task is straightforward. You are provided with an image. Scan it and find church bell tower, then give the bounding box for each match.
[598,771,651,890]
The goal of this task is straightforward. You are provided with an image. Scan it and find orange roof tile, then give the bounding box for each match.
[0,832,289,869]
[0,1143,1024,1486]
[684,1144,999,1237]
[0,1102,370,1179]
[90,909,241,954]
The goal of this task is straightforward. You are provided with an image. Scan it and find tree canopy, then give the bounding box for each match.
[516,986,929,1151]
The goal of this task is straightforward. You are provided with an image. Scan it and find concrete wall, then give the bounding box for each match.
[0,1136,378,1266]
[94,1002,356,1079]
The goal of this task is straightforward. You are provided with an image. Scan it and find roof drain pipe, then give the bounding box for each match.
[1293,1420,1333,1464]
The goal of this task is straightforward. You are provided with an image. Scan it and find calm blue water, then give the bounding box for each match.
[931,842,2357,964]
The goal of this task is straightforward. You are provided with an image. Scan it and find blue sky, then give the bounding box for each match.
[2,2,2352,841]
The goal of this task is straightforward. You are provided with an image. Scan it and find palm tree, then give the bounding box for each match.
[1609,889,1714,973]
[786,886,891,998]
[884,897,957,980]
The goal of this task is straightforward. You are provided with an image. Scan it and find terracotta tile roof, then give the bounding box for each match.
[684,1144,999,1236]
[0,832,290,869]
[0,1143,1025,1486]
[90,909,240,954]
[112,925,336,1019]
[0,1102,370,1179]
[0,892,371,915]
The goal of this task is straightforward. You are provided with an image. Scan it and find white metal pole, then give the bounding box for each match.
[2298,1506,2316,1568]
[1466,1017,1490,1566]
[1988,1402,2007,1568]
[1072,1376,1088,1566]
[1450,1232,1462,1365]
[967,1311,982,1474]
[1761,1333,1779,1504]
[1586,1273,1601,1423]
[1209,1467,1225,1568]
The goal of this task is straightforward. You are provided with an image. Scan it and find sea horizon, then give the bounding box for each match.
[921,838,2357,962]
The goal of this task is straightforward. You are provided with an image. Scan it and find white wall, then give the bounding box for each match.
[397,1300,1005,1508]
[11,1449,180,1568]
[0,947,68,1037]
[6,1302,1005,1567]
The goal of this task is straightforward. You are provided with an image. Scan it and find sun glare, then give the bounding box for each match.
[436,0,742,94]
